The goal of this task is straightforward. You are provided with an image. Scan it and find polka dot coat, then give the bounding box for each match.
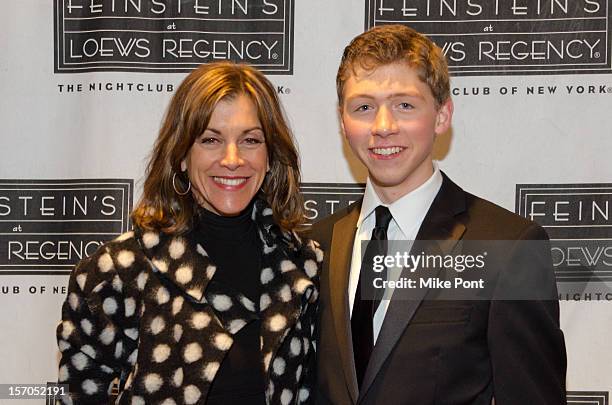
[56,200,321,404]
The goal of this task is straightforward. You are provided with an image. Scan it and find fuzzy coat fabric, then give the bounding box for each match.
[56,200,321,404]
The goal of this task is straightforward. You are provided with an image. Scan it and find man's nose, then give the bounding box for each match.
[371,106,399,137]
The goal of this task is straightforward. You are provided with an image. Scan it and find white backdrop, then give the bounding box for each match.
[1,1,611,403]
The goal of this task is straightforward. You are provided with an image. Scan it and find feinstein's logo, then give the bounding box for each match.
[0,179,133,275]
[54,0,294,74]
[300,183,365,225]
[516,184,612,283]
[567,391,609,405]
[366,0,611,75]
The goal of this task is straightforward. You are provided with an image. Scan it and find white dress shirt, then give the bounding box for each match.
[349,162,443,343]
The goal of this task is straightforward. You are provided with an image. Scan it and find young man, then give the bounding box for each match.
[311,25,567,404]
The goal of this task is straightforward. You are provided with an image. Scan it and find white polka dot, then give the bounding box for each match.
[278,284,292,302]
[229,319,246,333]
[184,385,201,405]
[117,250,135,268]
[206,265,216,279]
[80,319,92,335]
[156,286,170,304]
[92,281,105,294]
[131,396,144,405]
[172,367,183,387]
[268,314,287,332]
[175,265,193,284]
[114,231,134,242]
[136,272,148,290]
[71,352,88,370]
[142,232,160,249]
[263,352,272,371]
[267,380,275,397]
[172,296,184,315]
[127,349,138,365]
[124,298,136,317]
[169,238,186,259]
[103,297,118,315]
[150,316,165,335]
[61,321,75,340]
[281,389,293,405]
[82,379,98,395]
[125,328,139,340]
[112,275,123,292]
[153,344,171,363]
[58,340,71,352]
[213,333,233,351]
[101,364,113,374]
[98,253,114,273]
[240,295,255,312]
[212,294,232,311]
[299,388,310,402]
[191,312,211,329]
[160,399,177,405]
[281,260,296,273]
[260,293,271,310]
[59,365,69,382]
[303,337,310,354]
[294,278,312,294]
[196,243,208,257]
[68,293,80,311]
[114,341,123,359]
[99,326,115,345]
[202,361,220,382]
[296,364,303,381]
[183,342,202,363]
[261,267,274,284]
[81,345,97,359]
[187,288,203,299]
[152,259,168,273]
[290,337,301,356]
[76,274,87,291]
[264,244,277,254]
[273,357,286,376]
[263,208,273,216]
[304,259,318,278]
[174,324,183,342]
[143,373,163,393]
[315,247,323,262]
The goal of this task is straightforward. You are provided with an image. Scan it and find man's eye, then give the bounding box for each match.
[356,105,371,112]
[399,102,413,110]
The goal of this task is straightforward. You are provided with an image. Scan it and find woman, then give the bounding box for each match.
[57,62,321,405]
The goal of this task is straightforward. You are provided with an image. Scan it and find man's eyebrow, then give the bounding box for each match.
[346,91,425,100]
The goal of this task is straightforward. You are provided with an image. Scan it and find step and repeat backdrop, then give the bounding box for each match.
[1,0,611,403]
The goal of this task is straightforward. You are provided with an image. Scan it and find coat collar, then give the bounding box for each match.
[132,199,318,343]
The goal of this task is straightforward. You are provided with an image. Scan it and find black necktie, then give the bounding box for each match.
[351,205,392,389]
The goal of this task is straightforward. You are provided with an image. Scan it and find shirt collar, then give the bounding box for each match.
[358,162,443,236]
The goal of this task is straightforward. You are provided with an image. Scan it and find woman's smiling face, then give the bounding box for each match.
[181,93,269,216]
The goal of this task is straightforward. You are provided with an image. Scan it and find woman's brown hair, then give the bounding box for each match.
[132,62,304,234]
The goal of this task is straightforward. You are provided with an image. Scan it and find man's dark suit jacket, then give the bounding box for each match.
[310,173,567,405]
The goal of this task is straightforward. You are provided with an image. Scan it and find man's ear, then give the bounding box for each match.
[338,105,347,138]
[434,98,454,135]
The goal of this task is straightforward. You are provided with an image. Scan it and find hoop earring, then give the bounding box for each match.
[172,172,191,196]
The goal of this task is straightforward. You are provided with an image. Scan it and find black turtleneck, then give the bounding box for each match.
[195,206,266,405]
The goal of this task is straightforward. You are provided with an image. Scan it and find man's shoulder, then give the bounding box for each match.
[307,200,361,244]
[460,187,546,240]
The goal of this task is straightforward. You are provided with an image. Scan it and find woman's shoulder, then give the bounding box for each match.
[70,230,149,294]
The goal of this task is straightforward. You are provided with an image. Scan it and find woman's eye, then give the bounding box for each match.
[399,102,413,110]
[356,105,371,112]
[200,137,219,144]
[244,137,264,145]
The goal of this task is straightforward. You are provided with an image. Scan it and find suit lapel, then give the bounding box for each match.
[358,173,467,401]
[329,202,361,403]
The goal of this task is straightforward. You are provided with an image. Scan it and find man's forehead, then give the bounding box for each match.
[344,63,429,97]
